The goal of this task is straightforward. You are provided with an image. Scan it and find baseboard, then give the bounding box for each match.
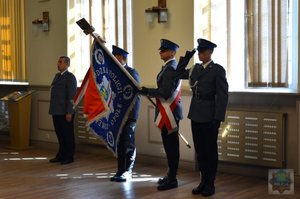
[31,139,111,156]
[219,161,300,186]
[218,161,270,179]
[136,154,196,171]
[31,140,57,150]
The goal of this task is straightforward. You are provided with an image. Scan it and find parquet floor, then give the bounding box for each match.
[0,139,299,199]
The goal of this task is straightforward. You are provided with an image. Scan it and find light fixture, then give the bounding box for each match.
[32,11,49,32]
[145,0,168,23]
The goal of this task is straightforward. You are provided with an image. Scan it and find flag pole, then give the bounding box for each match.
[146,96,191,149]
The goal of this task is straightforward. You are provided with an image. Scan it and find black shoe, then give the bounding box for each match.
[201,184,215,196]
[110,172,122,181]
[157,178,178,191]
[115,171,132,182]
[115,175,126,182]
[49,157,61,163]
[157,176,168,185]
[61,159,74,165]
[192,182,205,195]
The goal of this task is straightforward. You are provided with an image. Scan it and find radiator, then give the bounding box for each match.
[218,110,286,168]
[74,105,104,145]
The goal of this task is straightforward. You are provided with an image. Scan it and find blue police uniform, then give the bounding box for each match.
[110,45,141,182]
[177,38,228,196]
[140,39,183,191]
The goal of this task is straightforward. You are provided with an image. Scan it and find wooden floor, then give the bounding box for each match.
[0,139,299,199]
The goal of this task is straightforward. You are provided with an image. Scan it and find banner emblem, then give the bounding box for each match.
[94,48,105,65]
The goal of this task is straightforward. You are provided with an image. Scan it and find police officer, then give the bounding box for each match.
[110,45,141,182]
[49,56,77,165]
[140,39,183,191]
[176,38,228,196]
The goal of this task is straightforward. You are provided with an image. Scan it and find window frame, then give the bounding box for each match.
[194,0,299,92]
[67,0,133,86]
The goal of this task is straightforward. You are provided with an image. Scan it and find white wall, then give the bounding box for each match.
[132,0,194,90]
[25,0,67,86]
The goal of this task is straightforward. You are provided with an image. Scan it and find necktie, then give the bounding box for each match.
[200,64,204,71]
[55,73,62,81]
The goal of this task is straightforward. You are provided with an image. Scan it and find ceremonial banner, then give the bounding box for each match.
[74,40,139,156]
[73,67,90,108]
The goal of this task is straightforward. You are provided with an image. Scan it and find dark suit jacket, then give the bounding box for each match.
[147,59,183,121]
[49,71,77,115]
[124,65,140,121]
[180,61,228,122]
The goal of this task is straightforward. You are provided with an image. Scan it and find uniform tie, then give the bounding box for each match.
[200,64,204,71]
[55,73,63,81]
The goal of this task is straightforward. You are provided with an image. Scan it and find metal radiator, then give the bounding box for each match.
[218,110,286,168]
[74,105,104,145]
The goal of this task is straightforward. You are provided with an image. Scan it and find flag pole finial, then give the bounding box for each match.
[76,18,106,43]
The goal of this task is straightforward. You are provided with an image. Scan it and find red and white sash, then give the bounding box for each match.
[155,81,181,134]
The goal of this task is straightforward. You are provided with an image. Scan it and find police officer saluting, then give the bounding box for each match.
[176,38,228,196]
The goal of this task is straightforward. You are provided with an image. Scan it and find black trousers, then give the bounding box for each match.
[191,120,220,184]
[117,120,136,173]
[161,121,180,179]
[52,115,75,161]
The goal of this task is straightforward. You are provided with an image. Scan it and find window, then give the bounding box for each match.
[194,0,298,91]
[67,0,132,85]
[0,0,26,83]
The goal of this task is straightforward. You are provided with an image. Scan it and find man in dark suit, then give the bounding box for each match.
[176,38,228,196]
[49,56,77,165]
[140,39,183,191]
[110,45,141,182]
